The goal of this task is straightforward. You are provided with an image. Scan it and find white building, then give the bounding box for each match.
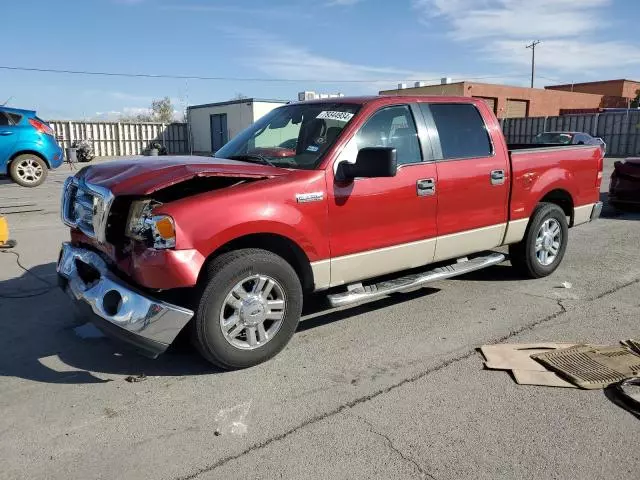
[187,98,288,154]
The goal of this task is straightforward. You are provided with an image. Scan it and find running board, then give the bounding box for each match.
[327,252,506,308]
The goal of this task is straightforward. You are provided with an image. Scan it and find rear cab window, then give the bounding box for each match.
[421,103,493,160]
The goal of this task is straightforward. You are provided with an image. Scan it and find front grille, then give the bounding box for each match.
[61,177,114,243]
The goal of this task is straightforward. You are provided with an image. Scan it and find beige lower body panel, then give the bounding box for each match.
[501,218,529,245]
[312,220,538,291]
[573,203,595,226]
[433,224,506,263]
[329,238,436,287]
[310,260,331,291]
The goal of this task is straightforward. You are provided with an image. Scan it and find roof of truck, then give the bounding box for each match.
[293,95,479,106]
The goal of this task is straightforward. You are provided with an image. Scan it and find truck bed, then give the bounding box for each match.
[507,144,603,222]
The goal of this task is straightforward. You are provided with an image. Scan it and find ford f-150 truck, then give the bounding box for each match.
[57,96,603,369]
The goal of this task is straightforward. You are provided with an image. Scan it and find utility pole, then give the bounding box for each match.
[526,40,541,88]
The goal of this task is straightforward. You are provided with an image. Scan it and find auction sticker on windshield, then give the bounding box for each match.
[316,111,354,122]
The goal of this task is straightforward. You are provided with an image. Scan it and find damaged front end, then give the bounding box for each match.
[58,163,274,355]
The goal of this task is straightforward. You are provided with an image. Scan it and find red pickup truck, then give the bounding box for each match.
[57,96,603,369]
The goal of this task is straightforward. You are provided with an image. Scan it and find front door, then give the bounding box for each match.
[419,102,510,262]
[327,104,438,287]
[210,113,228,153]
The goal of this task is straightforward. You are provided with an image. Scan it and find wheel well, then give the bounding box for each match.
[203,233,315,292]
[9,151,50,169]
[539,189,574,224]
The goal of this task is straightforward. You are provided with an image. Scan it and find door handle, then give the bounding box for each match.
[0,131,14,136]
[490,170,505,185]
[417,178,436,196]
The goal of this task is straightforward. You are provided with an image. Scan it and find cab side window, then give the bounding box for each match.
[0,113,10,126]
[424,103,492,160]
[339,105,422,168]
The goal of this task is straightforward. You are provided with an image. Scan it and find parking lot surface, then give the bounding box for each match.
[1,158,639,480]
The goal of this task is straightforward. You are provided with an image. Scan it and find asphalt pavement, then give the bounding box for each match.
[1,157,639,480]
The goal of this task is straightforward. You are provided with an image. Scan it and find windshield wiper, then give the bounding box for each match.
[226,154,277,168]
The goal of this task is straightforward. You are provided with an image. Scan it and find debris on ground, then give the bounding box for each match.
[557,281,573,289]
[481,340,640,390]
[532,344,640,389]
[611,378,640,416]
[480,343,578,388]
[124,374,147,383]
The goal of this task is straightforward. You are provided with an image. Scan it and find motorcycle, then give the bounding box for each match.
[72,139,95,163]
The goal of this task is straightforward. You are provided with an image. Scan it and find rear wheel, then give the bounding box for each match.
[9,154,48,187]
[192,249,303,369]
[509,203,568,278]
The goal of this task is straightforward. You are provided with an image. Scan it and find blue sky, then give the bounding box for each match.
[2,0,639,119]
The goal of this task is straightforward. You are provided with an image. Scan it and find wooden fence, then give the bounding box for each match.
[48,121,190,156]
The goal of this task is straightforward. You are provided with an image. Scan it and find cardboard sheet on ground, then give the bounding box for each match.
[480,343,578,388]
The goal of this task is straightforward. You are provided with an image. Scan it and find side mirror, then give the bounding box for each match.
[336,147,397,182]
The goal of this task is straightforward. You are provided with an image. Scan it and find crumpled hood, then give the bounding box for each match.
[78,155,288,195]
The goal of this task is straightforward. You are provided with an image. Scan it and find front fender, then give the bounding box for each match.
[158,171,330,263]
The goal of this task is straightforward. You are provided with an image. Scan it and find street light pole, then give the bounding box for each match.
[526,40,541,88]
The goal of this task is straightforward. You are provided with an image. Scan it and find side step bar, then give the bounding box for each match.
[327,252,506,308]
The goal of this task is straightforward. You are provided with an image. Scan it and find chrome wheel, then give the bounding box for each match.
[15,158,44,185]
[535,218,562,266]
[219,274,286,350]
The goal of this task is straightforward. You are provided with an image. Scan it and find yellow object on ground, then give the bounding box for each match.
[0,215,8,246]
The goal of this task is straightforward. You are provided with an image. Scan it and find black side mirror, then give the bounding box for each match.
[336,147,397,182]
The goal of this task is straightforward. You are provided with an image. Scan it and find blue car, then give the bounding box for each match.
[0,107,63,187]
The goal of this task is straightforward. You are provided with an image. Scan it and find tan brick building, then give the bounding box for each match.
[546,79,640,100]
[379,80,632,118]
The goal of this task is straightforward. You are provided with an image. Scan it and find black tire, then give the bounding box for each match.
[192,248,303,369]
[509,203,569,279]
[9,154,48,187]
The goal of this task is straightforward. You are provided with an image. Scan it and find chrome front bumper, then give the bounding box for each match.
[57,243,194,357]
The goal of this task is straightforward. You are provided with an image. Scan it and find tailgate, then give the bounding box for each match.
[508,145,602,220]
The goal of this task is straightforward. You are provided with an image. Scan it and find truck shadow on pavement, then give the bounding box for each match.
[0,261,441,384]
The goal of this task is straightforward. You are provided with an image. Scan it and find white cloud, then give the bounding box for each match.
[413,0,640,77]
[222,28,475,92]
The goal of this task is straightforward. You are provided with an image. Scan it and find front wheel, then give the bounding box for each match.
[509,203,569,278]
[192,249,303,369]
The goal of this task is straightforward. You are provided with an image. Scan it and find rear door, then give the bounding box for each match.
[327,104,438,286]
[0,112,19,169]
[419,102,510,262]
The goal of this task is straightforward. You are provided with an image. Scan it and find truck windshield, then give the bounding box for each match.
[215,103,361,169]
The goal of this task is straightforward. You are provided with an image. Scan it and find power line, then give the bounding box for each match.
[0,64,540,85]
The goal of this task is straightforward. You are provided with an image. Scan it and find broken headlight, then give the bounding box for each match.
[125,200,176,249]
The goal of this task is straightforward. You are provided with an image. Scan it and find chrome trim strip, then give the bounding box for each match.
[327,252,506,308]
[57,243,193,346]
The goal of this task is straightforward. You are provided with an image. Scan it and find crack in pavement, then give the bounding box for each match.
[174,276,638,480]
[352,413,437,480]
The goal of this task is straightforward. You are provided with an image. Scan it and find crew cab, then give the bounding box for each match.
[57,96,603,369]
